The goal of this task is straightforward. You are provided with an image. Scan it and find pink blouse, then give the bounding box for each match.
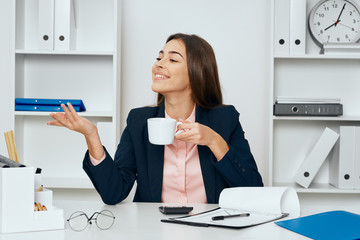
[161,107,207,203]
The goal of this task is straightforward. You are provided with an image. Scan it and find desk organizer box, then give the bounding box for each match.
[0,167,64,233]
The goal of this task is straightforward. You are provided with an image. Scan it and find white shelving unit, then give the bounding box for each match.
[270,0,360,193]
[11,0,121,188]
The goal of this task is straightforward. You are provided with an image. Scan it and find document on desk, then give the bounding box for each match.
[161,187,300,229]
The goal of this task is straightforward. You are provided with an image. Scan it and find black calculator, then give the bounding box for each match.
[159,206,193,214]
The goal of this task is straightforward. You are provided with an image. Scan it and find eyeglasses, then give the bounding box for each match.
[67,210,115,231]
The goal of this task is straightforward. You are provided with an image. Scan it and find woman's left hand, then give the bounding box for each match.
[175,121,229,161]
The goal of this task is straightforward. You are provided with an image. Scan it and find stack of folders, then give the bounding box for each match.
[273,97,343,116]
[15,98,86,112]
[294,126,360,190]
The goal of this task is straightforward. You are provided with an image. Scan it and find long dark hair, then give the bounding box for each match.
[157,33,223,109]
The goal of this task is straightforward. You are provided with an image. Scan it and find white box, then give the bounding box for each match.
[294,127,339,188]
[0,167,64,233]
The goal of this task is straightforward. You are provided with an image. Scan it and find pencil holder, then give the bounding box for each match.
[0,167,64,233]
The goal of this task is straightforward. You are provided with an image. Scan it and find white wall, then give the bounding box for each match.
[120,0,271,184]
[0,0,271,201]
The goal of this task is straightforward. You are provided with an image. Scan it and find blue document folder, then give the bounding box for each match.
[15,105,83,112]
[15,98,86,112]
[275,210,360,240]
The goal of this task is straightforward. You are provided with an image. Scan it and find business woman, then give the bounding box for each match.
[48,33,263,205]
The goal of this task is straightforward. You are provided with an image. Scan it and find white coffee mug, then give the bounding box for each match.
[147,118,183,145]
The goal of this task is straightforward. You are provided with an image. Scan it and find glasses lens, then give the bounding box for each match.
[96,210,115,230]
[68,211,88,231]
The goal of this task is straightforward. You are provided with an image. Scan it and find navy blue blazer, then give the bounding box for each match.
[83,104,263,204]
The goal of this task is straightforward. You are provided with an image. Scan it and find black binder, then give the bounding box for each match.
[273,103,343,116]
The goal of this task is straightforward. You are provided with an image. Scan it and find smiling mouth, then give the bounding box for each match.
[154,74,169,80]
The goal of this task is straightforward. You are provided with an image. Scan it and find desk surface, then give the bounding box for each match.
[1,200,359,240]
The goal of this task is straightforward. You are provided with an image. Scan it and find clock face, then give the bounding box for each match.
[309,0,360,46]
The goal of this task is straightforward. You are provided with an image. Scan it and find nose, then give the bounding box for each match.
[155,59,164,69]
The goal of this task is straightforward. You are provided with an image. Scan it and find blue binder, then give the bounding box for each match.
[275,210,360,240]
[15,98,86,112]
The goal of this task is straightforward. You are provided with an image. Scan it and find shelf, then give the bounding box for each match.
[15,111,114,117]
[274,54,360,60]
[15,49,113,56]
[273,116,360,121]
[273,182,360,194]
[11,0,121,189]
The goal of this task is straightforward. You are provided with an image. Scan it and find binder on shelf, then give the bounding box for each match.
[273,103,343,116]
[321,43,360,55]
[355,127,360,189]
[289,0,306,54]
[15,98,86,112]
[274,0,290,55]
[329,126,356,189]
[15,105,83,112]
[38,0,55,50]
[294,127,339,188]
[275,210,360,240]
[54,0,76,50]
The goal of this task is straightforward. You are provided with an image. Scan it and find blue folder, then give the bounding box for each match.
[275,210,360,240]
[15,98,86,112]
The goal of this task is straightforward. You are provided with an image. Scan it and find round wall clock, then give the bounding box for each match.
[308,0,360,46]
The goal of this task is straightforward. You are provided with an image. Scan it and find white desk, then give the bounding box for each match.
[1,200,359,240]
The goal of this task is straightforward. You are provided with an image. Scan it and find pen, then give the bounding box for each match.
[212,213,250,221]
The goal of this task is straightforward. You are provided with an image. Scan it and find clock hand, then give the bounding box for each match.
[324,22,337,31]
[335,3,346,26]
[337,21,356,31]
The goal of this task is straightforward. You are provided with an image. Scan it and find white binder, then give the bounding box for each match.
[294,127,339,188]
[354,127,360,189]
[274,0,290,55]
[289,0,306,54]
[329,126,355,189]
[54,0,76,50]
[38,0,54,50]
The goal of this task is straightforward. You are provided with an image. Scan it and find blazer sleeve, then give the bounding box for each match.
[83,116,137,205]
[212,107,263,187]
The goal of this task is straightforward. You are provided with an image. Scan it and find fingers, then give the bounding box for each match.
[60,103,74,121]
[66,102,80,120]
[176,122,193,131]
[47,120,66,127]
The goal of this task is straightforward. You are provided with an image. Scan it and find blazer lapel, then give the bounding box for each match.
[146,103,165,202]
[196,106,216,203]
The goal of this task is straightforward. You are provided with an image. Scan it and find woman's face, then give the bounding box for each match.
[151,39,191,98]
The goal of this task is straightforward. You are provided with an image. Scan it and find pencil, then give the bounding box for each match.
[4,130,19,163]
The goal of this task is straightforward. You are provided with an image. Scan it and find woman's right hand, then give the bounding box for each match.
[47,102,97,138]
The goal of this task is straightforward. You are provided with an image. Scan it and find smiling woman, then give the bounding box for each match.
[48,33,263,205]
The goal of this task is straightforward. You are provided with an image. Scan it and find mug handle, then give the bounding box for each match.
[175,122,184,136]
